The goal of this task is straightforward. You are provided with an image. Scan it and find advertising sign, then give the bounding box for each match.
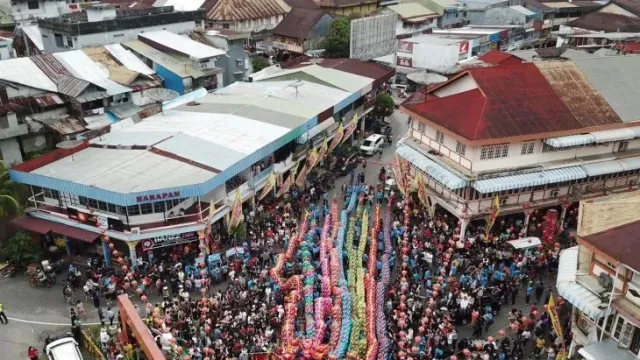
[397,56,413,68]
[398,41,414,54]
[350,13,397,60]
[67,207,124,232]
[459,41,469,54]
[141,231,199,251]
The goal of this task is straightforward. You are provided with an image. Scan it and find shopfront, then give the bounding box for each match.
[137,231,200,263]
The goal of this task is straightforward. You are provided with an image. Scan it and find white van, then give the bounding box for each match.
[360,134,385,156]
[46,337,84,360]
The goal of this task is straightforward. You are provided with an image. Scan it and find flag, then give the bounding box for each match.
[277,169,296,198]
[317,138,329,163]
[228,190,244,232]
[202,199,216,254]
[486,196,501,236]
[416,174,434,218]
[547,295,563,339]
[258,172,277,200]
[295,163,309,188]
[307,147,320,170]
[341,115,358,143]
[328,122,344,153]
[391,156,407,195]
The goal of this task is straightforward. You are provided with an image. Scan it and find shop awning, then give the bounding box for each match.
[297,117,335,144]
[591,128,638,143]
[556,246,609,319]
[618,156,640,171]
[578,339,638,360]
[581,159,625,176]
[544,134,595,148]
[473,166,586,193]
[12,215,100,243]
[396,143,468,190]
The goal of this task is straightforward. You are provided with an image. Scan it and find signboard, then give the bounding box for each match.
[141,231,199,251]
[136,191,181,203]
[459,41,469,54]
[350,13,397,60]
[67,207,124,232]
[397,56,413,68]
[398,41,414,54]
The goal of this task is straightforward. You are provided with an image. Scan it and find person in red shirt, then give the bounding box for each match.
[28,346,38,360]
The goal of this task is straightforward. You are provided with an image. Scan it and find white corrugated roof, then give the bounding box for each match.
[510,5,536,16]
[256,64,373,94]
[139,31,226,60]
[159,0,207,11]
[53,51,132,96]
[21,25,43,51]
[0,58,57,92]
[104,44,155,76]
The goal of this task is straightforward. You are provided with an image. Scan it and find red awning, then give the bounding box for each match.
[12,215,100,243]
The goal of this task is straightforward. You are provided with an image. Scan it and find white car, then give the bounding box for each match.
[46,337,84,360]
[360,134,385,156]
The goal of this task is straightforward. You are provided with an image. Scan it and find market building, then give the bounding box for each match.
[9,60,394,265]
[398,54,640,237]
[557,191,640,359]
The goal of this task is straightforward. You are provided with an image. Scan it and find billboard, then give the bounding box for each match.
[350,13,397,60]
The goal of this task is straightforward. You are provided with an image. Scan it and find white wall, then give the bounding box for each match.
[402,42,460,72]
[0,39,14,60]
[230,15,284,33]
[432,74,478,97]
[0,137,24,165]
[11,0,69,23]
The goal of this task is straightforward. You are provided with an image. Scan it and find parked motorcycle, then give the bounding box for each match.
[28,271,57,288]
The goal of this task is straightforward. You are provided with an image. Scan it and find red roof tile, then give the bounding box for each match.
[404,63,621,142]
[617,41,640,53]
[478,50,523,66]
[580,220,640,271]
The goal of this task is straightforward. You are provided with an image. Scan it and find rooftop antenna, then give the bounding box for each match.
[288,80,304,97]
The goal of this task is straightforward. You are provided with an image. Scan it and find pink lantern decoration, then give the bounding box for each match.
[141,295,148,303]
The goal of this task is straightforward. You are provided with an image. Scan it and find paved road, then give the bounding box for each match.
[0,110,551,359]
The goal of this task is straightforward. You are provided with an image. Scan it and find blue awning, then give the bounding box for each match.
[545,134,595,148]
[473,166,586,193]
[591,128,638,143]
[556,247,609,319]
[581,159,625,176]
[618,156,640,171]
[396,144,468,190]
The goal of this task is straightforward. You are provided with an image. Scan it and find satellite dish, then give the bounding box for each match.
[144,88,180,102]
[56,140,84,161]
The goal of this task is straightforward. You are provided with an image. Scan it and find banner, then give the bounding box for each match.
[276,169,296,198]
[416,174,434,218]
[391,156,406,195]
[307,147,320,170]
[295,163,309,188]
[258,172,277,200]
[486,196,501,236]
[547,295,563,339]
[341,115,358,143]
[316,138,329,164]
[328,122,344,153]
[228,190,244,233]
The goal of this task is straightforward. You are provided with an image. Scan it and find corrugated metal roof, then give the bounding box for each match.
[154,133,245,171]
[104,44,155,76]
[123,40,209,78]
[256,64,373,94]
[581,220,640,272]
[30,54,91,97]
[107,103,142,119]
[535,61,622,127]
[139,31,226,60]
[0,58,58,92]
[33,94,64,107]
[573,56,640,123]
[591,128,638,143]
[509,5,536,16]
[46,117,87,135]
[91,131,177,147]
[207,0,291,21]
[396,143,468,190]
[581,159,625,176]
[158,0,207,11]
[21,25,43,51]
[387,3,437,19]
[84,114,113,130]
[272,7,330,40]
[54,51,132,96]
[544,134,595,148]
[473,166,587,193]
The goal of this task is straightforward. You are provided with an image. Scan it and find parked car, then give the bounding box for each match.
[45,337,83,360]
[360,134,385,156]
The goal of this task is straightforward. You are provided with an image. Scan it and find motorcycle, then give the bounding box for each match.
[28,272,57,288]
[66,265,82,290]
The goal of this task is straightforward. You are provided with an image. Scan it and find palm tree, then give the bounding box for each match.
[0,162,20,217]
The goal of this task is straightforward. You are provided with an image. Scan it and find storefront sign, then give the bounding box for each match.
[141,231,199,251]
[396,56,413,67]
[398,41,414,54]
[136,191,181,203]
[459,41,469,54]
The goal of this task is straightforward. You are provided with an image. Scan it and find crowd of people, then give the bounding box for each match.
[56,155,577,360]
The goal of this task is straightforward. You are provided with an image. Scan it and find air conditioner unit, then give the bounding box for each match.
[550,190,559,198]
[130,227,141,235]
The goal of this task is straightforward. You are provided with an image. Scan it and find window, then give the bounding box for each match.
[480,144,509,160]
[153,202,165,213]
[614,316,625,340]
[43,188,59,199]
[436,130,444,144]
[107,203,117,213]
[521,141,535,155]
[127,205,140,216]
[116,205,127,215]
[223,23,230,29]
[455,141,466,156]
[54,33,64,47]
[417,122,426,133]
[79,196,87,206]
[87,199,98,209]
[27,0,39,9]
[97,201,108,211]
[66,36,73,47]
[140,203,153,215]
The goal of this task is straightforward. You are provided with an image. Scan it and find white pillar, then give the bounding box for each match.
[459,217,469,240]
[127,241,139,268]
[523,212,531,236]
[559,206,568,232]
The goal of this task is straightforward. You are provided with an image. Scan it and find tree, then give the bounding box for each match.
[0,162,20,217]
[2,231,42,268]
[374,92,395,117]
[323,17,350,58]
[251,56,270,72]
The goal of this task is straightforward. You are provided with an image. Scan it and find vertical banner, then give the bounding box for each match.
[307,147,320,170]
[203,198,216,254]
[258,172,277,200]
[391,156,406,195]
[316,138,329,164]
[295,163,309,188]
[276,169,296,198]
[547,296,563,339]
[341,115,358,144]
[328,123,344,153]
[416,174,434,218]
[486,196,501,237]
[228,190,244,233]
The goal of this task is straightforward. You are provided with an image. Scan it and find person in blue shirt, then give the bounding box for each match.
[525,284,534,304]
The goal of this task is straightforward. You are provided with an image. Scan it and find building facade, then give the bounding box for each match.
[190,29,251,87]
[206,0,290,33]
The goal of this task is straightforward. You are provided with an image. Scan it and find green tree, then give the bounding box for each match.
[323,17,350,58]
[374,92,395,117]
[251,56,270,72]
[0,162,20,217]
[3,231,42,268]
